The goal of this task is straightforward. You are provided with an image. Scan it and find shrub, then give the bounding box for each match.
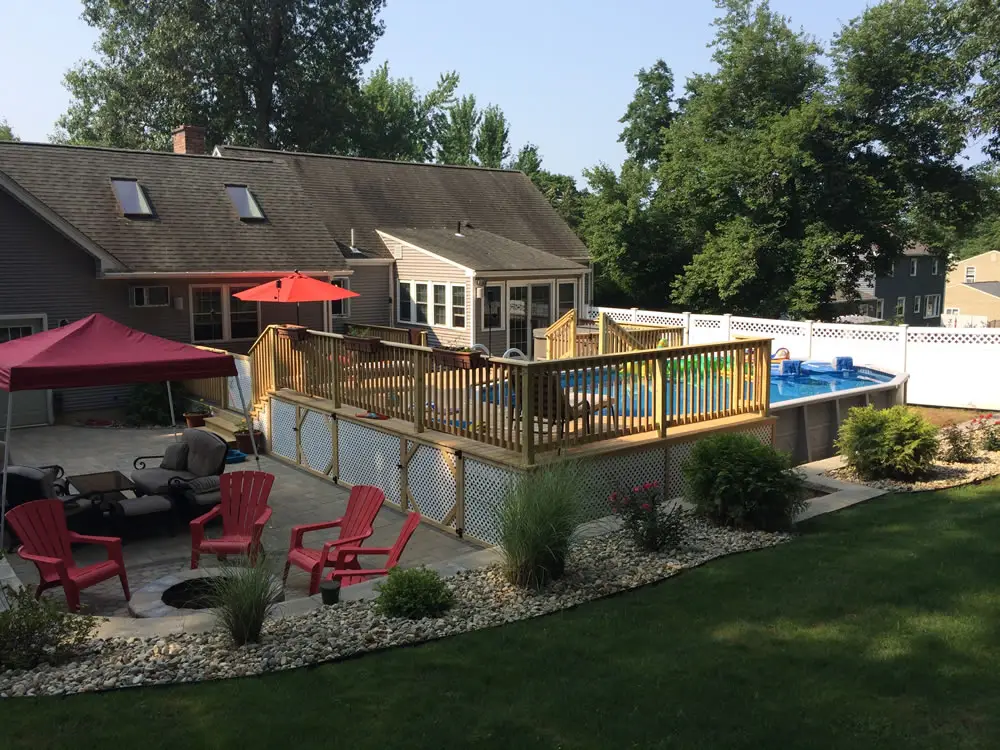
[972,414,1000,452]
[125,382,177,426]
[0,585,97,670]
[210,559,283,647]
[836,405,939,480]
[682,433,806,531]
[609,482,686,551]
[375,567,455,619]
[497,463,581,589]
[940,424,977,463]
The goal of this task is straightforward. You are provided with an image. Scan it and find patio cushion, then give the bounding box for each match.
[116,495,173,517]
[4,465,55,504]
[183,429,226,478]
[131,467,196,496]
[160,443,188,471]
[187,475,221,494]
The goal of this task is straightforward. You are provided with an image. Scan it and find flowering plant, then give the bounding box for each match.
[971,413,1000,452]
[609,481,686,552]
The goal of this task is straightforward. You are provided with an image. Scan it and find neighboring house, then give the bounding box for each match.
[840,245,945,325]
[944,251,1000,325]
[0,126,590,426]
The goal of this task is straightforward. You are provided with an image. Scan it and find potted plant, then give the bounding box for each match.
[183,404,211,428]
[432,346,486,370]
[276,324,308,342]
[234,419,266,454]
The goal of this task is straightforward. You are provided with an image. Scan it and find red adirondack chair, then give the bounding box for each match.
[283,485,385,595]
[326,512,421,587]
[190,471,274,569]
[5,499,130,612]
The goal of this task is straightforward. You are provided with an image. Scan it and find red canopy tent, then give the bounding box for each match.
[0,314,252,544]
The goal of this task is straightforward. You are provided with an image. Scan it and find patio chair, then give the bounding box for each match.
[283,485,385,595]
[0,440,68,495]
[131,429,227,498]
[523,372,600,441]
[190,471,275,569]
[326,512,421,587]
[5,499,130,612]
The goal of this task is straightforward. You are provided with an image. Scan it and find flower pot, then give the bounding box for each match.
[235,430,265,455]
[277,325,308,342]
[183,412,207,428]
[342,335,378,354]
[432,348,486,370]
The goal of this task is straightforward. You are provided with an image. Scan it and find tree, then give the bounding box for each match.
[510,143,542,175]
[354,63,458,161]
[57,0,386,152]
[618,59,676,166]
[0,119,18,141]
[510,143,588,232]
[436,95,479,165]
[957,0,1000,159]
[474,105,510,168]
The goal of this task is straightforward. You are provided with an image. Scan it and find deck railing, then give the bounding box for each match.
[545,311,684,359]
[346,324,427,346]
[188,324,769,464]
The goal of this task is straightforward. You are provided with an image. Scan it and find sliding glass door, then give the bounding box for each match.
[507,283,553,358]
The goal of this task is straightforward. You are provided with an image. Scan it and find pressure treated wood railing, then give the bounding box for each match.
[545,311,684,359]
[186,325,770,464]
[346,324,427,346]
[182,344,250,407]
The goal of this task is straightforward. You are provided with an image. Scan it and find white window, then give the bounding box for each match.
[931,259,939,275]
[945,307,960,315]
[414,283,428,324]
[483,284,503,330]
[130,285,170,308]
[924,294,941,318]
[557,281,576,318]
[913,296,921,314]
[397,281,412,323]
[329,278,350,318]
[452,285,466,328]
[0,325,33,343]
[965,266,976,282]
[432,284,448,325]
[190,285,259,343]
[111,178,153,217]
[910,258,918,276]
[875,299,884,319]
[895,297,905,318]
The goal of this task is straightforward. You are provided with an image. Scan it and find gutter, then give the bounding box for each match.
[99,269,354,279]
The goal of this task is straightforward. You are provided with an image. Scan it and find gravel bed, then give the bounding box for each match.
[0,519,788,698]
[827,450,1000,492]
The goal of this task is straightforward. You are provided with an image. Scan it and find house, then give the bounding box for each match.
[0,126,591,426]
[943,250,1000,326]
[844,245,945,325]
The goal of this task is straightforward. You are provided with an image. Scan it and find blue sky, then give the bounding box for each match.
[1,0,886,181]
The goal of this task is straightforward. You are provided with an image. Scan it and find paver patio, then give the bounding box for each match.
[4,425,478,615]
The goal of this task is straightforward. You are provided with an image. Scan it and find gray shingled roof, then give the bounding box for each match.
[966,281,1000,298]
[216,146,590,262]
[0,142,344,273]
[381,227,586,272]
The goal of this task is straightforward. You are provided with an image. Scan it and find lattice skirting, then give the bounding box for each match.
[338,420,402,506]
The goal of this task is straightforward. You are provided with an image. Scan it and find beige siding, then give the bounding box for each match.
[948,251,1000,285]
[944,284,1000,320]
[392,240,471,348]
[335,263,392,331]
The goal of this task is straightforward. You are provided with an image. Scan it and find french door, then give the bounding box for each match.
[507,283,552,358]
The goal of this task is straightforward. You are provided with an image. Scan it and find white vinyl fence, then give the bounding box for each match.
[588,306,1000,410]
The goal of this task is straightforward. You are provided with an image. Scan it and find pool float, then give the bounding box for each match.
[771,347,790,364]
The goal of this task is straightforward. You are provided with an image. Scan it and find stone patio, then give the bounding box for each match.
[4,425,478,616]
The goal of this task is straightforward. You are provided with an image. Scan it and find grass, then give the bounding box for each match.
[7,480,1000,749]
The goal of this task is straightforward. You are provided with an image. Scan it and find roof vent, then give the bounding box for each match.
[348,228,363,255]
[455,221,464,238]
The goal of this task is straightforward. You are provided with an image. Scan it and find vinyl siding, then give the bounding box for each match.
[947,252,1000,286]
[390,239,471,348]
[333,263,392,331]
[943,284,1000,320]
[872,256,945,325]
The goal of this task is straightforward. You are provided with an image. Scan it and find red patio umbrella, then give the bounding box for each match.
[234,272,360,325]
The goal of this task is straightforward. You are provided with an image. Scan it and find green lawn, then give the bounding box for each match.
[7,481,1000,750]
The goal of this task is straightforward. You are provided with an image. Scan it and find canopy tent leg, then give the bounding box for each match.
[166,381,179,442]
[1,391,13,551]
[233,377,260,471]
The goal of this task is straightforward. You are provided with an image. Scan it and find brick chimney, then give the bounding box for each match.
[171,125,206,155]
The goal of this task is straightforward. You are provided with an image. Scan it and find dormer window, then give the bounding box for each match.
[225,184,266,221]
[111,179,153,217]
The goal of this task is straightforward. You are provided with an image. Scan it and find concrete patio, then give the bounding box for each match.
[4,425,478,616]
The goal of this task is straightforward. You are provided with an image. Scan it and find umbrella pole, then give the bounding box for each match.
[1,391,13,552]
[234,376,260,471]
[166,381,179,442]
[296,302,301,326]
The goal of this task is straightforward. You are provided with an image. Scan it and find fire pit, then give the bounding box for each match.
[128,567,284,618]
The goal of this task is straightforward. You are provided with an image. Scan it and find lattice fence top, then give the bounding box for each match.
[907,329,1000,345]
[812,323,901,342]
[691,315,722,329]
[731,318,808,337]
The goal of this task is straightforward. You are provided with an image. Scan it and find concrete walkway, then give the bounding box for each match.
[795,455,886,522]
[4,425,477,616]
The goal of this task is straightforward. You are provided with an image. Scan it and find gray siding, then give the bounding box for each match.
[333,263,392,332]
[873,256,946,325]
[389,237,471,348]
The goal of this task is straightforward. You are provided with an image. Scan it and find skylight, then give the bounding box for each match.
[225,184,266,221]
[111,179,153,217]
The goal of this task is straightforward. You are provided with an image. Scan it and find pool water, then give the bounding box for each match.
[481,361,892,417]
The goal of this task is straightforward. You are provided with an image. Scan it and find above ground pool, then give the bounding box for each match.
[481,358,894,417]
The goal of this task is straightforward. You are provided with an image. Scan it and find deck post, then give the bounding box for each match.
[598,313,607,355]
[654,353,668,439]
[521,364,536,465]
[454,451,465,536]
[414,350,426,433]
[331,336,342,408]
